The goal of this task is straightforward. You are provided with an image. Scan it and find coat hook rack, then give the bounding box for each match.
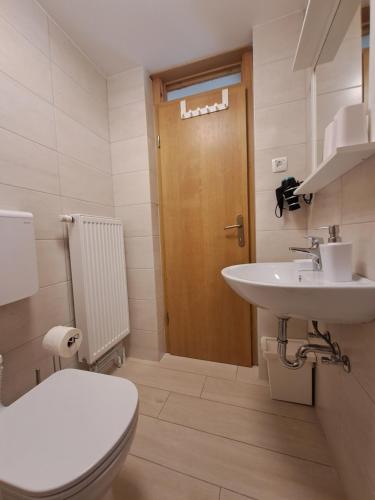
[180,88,229,120]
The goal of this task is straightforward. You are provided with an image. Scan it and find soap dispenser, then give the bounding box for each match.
[319,225,352,282]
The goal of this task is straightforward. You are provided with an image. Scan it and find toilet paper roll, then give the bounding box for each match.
[42,326,82,358]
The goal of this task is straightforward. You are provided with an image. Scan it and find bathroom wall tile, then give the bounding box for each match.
[326,321,375,405]
[316,37,362,96]
[48,19,107,102]
[61,197,114,218]
[316,86,362,141]
[124,236,155,269]
[2,343,54,404]
[159,392,332,465]
[132,415,342,500]
[111,135,149,174]
[108,67,146,108]
[341,221,375,281]
[316,364,375,500]
[36,239,68,287]
[254,58,306,109]
[308,179,342,230]
[115,203,153,237]
[202,377,317,423]
[0,71,56,148]
[342,157,375,225]
[129,298,158,332]
[125,331,159,361]
[253,11,304,68]
[256,190,307,230]
[254,144,307,192]
[126,269,156,300]
[159,354,237,380]
[58,154,113,206]
[55,109,111,173]
[0,128,59,194]
[113,170,151,206]
[256,229,307,262]
[254,99,306,151]
[0,16,52,101]
[257,308,307,341]
[109,100,147,142]
[52,64,109,140]
[0,0,50,55]
[113,455,219,500]
[0,281,72,353]
[0,183,63,239]
[151,204,160,235]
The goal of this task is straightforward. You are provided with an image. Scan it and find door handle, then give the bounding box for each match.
[224,215,245,247]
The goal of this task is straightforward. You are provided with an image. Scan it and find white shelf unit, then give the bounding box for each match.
[294,142,375,195]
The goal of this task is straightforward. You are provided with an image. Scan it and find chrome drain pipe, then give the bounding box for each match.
[276,318,351,372]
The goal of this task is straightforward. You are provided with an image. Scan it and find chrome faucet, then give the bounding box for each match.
[289,235,323,271]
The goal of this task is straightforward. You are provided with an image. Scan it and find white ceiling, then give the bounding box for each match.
[38,0,308,76]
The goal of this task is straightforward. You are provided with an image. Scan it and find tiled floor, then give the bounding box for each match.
[109,354,344,500]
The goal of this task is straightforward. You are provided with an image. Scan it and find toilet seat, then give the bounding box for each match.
[0,369,138,499]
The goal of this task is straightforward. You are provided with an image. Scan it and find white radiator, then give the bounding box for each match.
[67,214,129,365]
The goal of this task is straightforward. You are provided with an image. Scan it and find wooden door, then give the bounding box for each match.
[158,85,252,365]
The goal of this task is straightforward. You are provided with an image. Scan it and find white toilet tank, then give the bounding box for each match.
[0,210,39,306]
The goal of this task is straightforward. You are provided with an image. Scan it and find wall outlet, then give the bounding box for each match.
[272,156,288,173]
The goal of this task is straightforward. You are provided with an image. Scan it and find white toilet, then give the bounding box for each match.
[0,369,138,500]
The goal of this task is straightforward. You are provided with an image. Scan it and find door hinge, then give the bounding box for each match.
[165,311,169,326]
[157,135,161,148]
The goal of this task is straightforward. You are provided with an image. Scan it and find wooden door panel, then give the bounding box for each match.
[159,85,252,365]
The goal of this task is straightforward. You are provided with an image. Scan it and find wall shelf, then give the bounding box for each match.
[294,142,375,195]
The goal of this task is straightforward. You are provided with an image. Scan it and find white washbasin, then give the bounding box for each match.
[222,262,375,324]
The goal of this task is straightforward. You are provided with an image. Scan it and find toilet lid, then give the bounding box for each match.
[0,369,138,497]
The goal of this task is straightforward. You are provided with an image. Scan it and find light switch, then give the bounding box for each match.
[272,157,288,173]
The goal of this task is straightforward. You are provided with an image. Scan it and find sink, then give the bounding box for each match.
[222,262,375,324]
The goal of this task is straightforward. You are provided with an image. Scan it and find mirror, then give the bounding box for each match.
[311,5,369,168]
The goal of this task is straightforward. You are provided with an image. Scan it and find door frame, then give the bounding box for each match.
[151,48,257,364]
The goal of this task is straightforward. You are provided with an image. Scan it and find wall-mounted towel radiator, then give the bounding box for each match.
[64,214,129,368]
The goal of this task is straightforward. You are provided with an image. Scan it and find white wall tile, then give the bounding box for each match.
[108,67,146,108]
[253,11,304,67]
[0,0,50,56]
[111,135,149,174]
[115,203,153,237]
[36,239,68,287]
[126,269,156,300]
[61,197,114,219]
[254,100,306,151]
[0,16,52,101]
[256,190,307,230]
[109,100,147,142]
[0,281,72,353]
[129,299,158,332]
[254,58,306,109]
[256,229,307,262]
[254,144,307,192]
[113,170,151,206]
[0,71,56,148]
[0,127,59,194]
[127,331,160,361]
[316,37,362,96]
[52,64,109,140]
[48,19,107,102]
[124,237,155,269]
[0,183,63,239]
[58,154,113,205]
[55,109,111,172]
